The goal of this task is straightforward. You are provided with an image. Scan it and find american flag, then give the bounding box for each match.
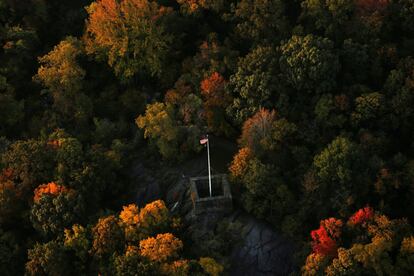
[200,137,208,145]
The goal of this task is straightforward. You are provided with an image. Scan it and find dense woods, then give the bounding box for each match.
[1,0,414,274]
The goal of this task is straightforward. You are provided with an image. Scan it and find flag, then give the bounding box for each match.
[200,137,208,145]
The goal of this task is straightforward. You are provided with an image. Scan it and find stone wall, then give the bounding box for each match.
[190,174,232,215]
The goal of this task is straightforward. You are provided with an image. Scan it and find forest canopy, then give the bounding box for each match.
[1,0,414,274]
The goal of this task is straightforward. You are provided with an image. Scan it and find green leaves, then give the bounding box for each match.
[280,34,339,93]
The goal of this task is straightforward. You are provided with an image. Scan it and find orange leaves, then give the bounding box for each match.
[138,200,169,230]
[85,0,122,49]
[348,206,374,226]
[311,218,343,257]
[118,200,170,241]
[229,147,252,179]
[33,182,68,202]
[119,204,139,225]
[200,72,226,102]
[91,215,125,257]
[139,233,183,262]
[200,72,231,133]
[240,108,277,151]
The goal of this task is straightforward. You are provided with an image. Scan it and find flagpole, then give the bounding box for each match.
[207,135,212,197]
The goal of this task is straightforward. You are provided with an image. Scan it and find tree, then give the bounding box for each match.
[137,200,170,238]
[311,218,343,257]
[229,108,298,226]
[351,92,385,127]
[230,0,289,44]
[198,257,224,276]
[1,139,55,190]
[384,57,414,140]
[139,233,183,263]
[312,136,366,216]
[64,224,91,265]
[26,241,72,276]
[91,215,125,258]
[302,208,414,275]
[114,245,158,275]
[33,37,92,127]
[280,34,339,94]
[30,184,84,238]
[300,0,355,39]
[119,203,141,242]
[136,102,180,159]
[227,46,281,124]
[84,0,175,81]
[200,72,233,135]
[136,101,202,160]
[34,37,85,94]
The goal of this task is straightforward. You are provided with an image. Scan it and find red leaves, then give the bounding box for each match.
[310,207,375,257]
[311,218,343,257]
[200,72,231,133]
[201,72,226,98]
[348,206,374,226]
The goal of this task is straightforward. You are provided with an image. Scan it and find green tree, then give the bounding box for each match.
[30,187,84,238]
[1,139,54,190]
[136,102,180,159]
[33,37,92,127]
[280,34,339,94]
[301,0,354,39]
[26,241,73,276]
[136,102,202,160]
[227,46,281,124]
[351,92,385,127]
[64,224,91,265]
[305,136,370,217]
[231,0,289,44]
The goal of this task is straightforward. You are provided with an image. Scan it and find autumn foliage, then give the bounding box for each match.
[33,182,68,202]
[229,147,252,180]
[348,206,374,226]
[139,233,183,262]
[84,0,173,78]
[239,108,277,153]
[200,72,231,134]
[311,218,343,257]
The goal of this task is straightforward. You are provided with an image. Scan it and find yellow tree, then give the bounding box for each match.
[136,102,180,159]
[84,0,174,80]
[139,233,183,262]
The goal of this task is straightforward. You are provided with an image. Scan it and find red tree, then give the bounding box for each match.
[348,206,374,226]
[200,72,231,133]
[311,218,343,257]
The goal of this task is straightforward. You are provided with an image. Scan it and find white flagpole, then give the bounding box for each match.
[207,135,212,197]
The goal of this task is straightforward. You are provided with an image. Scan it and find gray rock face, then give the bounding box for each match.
[229,213,294,276]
